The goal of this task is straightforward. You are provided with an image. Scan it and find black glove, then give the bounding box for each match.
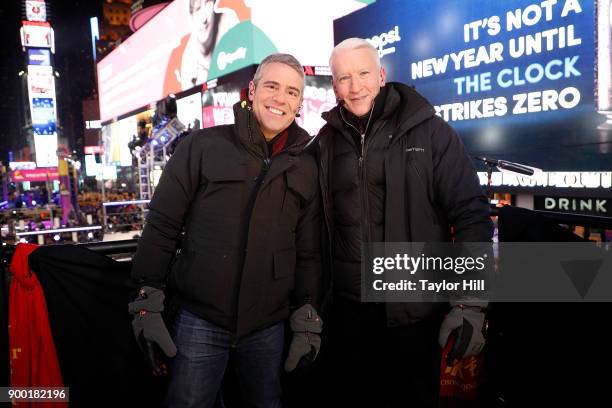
[128,286,177,375]
[284,304,323,372]
[439,304,486,365]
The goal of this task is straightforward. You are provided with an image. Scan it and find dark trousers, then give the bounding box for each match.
[166,309,284,408]
[321,297,442,408]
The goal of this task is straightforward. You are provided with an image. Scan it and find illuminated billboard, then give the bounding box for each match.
[176,92,203,130]
[97,0,367,122]
[30,97,56,135]
[296,73,336,136]
[25,1,47,22]
[334,0,609,171]
[34,134,58,167]
[27,48,51,66]
[21,21,54,50]
[10,168,59,183]
[102,116,137,167]
[201,67,254,128]
[27,65,55,97]
[9,162,37,170]
[84,155,101,177]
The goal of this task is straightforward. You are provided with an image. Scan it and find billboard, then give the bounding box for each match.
[296,72,336,136]
[33,134,58,167]
[201,66,254,127]
[102,116,137,167]
[334,0,609,171]
[27,65,55,97]
[30,97,56,135]
[84,155,101,177]
[20,21,54,50]
[27,48,51,66]
[9,161,37,170]
[97,0,368,122]
[176,92,203,130]
[25,0,47,22]
[10,168,59,183]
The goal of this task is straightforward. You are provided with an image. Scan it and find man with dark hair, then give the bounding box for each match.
[131,53,322,408]
[316,38,493,407]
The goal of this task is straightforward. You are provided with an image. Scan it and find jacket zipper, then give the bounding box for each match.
[317,145,335,314]
[359,134,370,242]
[339,106,375,243]
[233,155,270,340]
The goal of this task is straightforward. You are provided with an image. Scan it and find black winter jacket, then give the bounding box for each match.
[317,83,492,325]
[132,102,321,338]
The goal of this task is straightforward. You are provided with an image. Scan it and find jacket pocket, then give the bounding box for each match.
[285,171,313,202]
[196,164,247,223]
[281,171,313,228]
[267,249,296,316]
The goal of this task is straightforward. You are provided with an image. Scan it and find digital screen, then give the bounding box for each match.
[201,67,254,127]
[102,116,136,167]
[21,21,53,49]
[84,155,101,177]
[33,134,58,168]
[27,65,55,97]
[96,0,365,122]
[176,92,203,131]
[97,0,240,122]
[334,0,609,171]
[9,161,37,171]
[296,74,336,136]
[26,1,47,22]
[28,48,51,66]
[30,97,57,135]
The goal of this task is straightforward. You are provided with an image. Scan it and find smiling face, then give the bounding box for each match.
[331,47,386,117]
[249,62,304,140]
[191,0,216,51]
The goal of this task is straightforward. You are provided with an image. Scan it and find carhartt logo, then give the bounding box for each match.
[406,147,425,152]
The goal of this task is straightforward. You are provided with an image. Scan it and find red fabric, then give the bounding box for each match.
[271,129,289,157]
[9,243,67,408]
[439,333,484,407]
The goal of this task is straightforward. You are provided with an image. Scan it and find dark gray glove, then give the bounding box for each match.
[284,304,322,372]
[439,305,486,362]
[128,287,177,364]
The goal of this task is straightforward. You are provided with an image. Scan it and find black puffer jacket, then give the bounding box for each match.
[132,102,321,338]
[317,83,492,325]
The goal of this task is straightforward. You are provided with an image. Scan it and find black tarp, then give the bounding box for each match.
[28,245,166,407]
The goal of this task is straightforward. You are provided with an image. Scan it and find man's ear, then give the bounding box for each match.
[248,81,255,102]
[380,66,387,87]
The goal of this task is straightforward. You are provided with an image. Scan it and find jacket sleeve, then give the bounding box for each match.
[131,132,203,287]
[431,117,493,242]
[292,161,322,310]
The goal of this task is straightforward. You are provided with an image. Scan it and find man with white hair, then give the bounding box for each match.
[316,38,493,406]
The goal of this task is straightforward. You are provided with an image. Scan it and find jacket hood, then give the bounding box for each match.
[233,100,314,156]
[321,82,436,135]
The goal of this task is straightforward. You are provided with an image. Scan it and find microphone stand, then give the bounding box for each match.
[474,156,541,202]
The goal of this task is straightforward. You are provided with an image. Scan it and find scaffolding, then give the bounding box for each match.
[135,117,185,200]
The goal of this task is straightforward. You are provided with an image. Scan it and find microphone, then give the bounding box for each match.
[474,157,537,176]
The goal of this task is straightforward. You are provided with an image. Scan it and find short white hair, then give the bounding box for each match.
[329,38,381,77]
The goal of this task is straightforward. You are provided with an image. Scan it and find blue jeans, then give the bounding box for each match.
[165,309,284,408]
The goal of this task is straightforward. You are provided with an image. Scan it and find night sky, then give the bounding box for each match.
[0,0,103,164]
